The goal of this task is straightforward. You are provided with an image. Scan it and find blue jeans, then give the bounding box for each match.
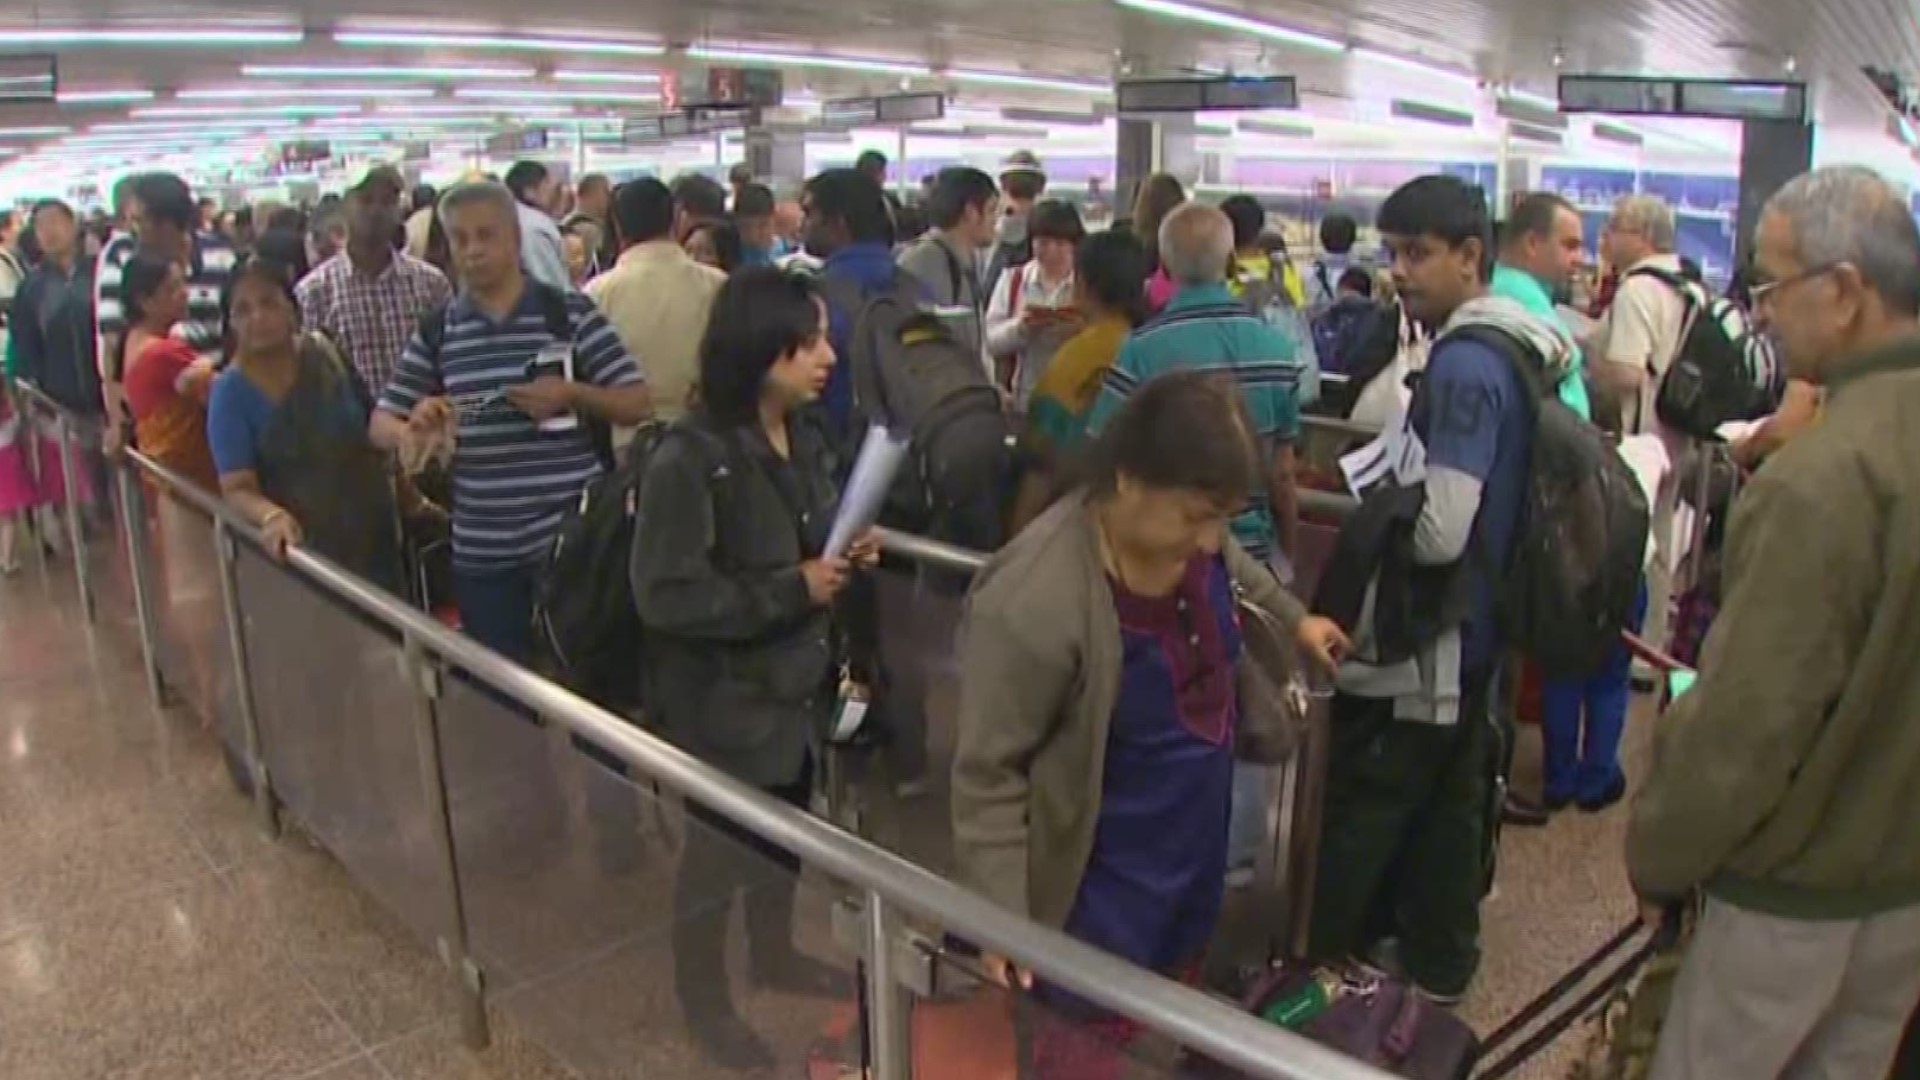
[454,564,539,664]
[1541,585,1649,805]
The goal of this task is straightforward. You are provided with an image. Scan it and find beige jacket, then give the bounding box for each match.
[951,493,1308,929]
[585,241,725,438]
[1628,333,1920,920]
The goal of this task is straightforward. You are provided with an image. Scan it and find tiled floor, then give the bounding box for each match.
[3,550,1654,1080]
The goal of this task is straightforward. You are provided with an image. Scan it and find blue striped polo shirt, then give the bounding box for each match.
[378,285,643,572]
[1085,282,1303,562]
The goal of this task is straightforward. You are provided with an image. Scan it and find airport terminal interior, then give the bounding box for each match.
[1,1,1919,1078]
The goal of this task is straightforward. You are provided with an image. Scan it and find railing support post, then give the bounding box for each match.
[213,519,278,837]
[402,633,490,1050]
[117,468,166,707]
[56,414,94,621]
[864,890,914,1079]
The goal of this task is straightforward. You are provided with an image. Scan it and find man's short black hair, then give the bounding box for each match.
[1504,192,1577,249]
[504,160,549,203]
[133,172,195,231]
[1320,212,1359,255]
[671,173,728,222]
[733,182,775,220]
[1029,199,1085,244]
[613,177,675,246]
[1219,194,1267,251]
[804,168,894,246]
[856,149,888,175]
[928,167,997,231]
[1377,176,1492,282]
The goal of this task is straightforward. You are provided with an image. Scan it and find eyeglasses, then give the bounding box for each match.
[1749,262,1842,306]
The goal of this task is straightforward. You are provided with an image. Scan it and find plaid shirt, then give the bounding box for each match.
[295,252,451,393]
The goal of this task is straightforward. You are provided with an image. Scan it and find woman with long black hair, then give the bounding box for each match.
[631,266,873,1069]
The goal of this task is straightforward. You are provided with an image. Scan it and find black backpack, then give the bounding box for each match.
[1627,267,1768,440]
[821,269,1011,547]
[1451,326,1652,679]
[533,422,669,711]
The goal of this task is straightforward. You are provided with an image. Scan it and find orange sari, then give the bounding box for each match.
[124,335,218,493]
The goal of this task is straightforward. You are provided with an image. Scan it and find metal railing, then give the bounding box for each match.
[10,379,1393,1080]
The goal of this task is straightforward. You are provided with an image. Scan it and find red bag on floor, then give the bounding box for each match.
[807,990,1018,1080]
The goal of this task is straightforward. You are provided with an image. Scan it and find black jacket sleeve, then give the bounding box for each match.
[630,433,815,643]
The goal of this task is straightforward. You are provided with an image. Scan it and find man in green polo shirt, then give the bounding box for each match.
[1492,192,1590,420]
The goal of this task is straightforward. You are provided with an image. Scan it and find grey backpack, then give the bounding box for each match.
[823,269,1011,546]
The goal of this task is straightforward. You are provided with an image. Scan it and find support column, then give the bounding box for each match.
[1116,116,1200,219]
[1735,119,1813,263]
[744,126,807,190]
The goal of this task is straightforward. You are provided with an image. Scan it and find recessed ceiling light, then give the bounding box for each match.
[55,89,155,104]
[552,69,662,84]
[685,45,930,77]
[454,87,658,104]
[1112,0,1345,54]
[243,64,535,80]
[177,87,438,100]
[333,30,664,56]
[0,27,303,46]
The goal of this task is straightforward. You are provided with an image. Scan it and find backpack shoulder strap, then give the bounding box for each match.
[1442,324,1549,414]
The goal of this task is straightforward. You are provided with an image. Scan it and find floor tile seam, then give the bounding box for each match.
[265,1047,377,1080]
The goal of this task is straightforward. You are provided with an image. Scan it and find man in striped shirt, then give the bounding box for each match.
[95,171,236,454]
[371,181,650,663]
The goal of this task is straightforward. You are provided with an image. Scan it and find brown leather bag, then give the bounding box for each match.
[1232,585,1310,766]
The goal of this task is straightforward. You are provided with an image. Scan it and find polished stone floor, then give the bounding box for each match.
[2,546,1652,1080]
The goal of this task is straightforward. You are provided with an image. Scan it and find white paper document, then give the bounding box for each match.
[826,425,910,558]
[1338,410,1426,497]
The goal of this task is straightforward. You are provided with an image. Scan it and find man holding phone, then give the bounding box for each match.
[984,200,1086,408]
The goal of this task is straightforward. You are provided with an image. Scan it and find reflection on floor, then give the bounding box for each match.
[3,560,1651,1080]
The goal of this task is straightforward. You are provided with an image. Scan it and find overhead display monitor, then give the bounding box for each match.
[1118,76,1297,114]
[821,92,945,126]
[0,55,55,103]
[485,127,549,154]
[705,66,784,107]
[1558,75,1806,122]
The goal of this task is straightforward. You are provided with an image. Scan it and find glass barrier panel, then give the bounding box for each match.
[437,670,860,1077]
[229,542,449,945]
[144,495,242,748]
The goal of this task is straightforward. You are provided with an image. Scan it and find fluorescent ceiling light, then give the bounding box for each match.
[0,27,302,45]
[177,87,438,100]
[455,87,657,104]
[333,30,663,56]
[379,103,585,116]
[132,104,361,118]
[1499,87,1560,111]
[244,64,534,80]
[56,89,154,104]
[685,45,930,77]
[1113,0,1345,53]
[0,126,70,136]
[552,69,661,84]
[1351,47,1480,88]
[946,69,1111,94]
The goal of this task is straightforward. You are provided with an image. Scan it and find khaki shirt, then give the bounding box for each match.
[1596,252,1690,435]
[585,241,725,439]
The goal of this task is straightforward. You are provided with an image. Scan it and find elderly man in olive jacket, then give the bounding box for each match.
[1627,165,1920,1080]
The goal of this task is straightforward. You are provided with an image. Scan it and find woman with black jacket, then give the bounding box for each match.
[631,266,869,1070]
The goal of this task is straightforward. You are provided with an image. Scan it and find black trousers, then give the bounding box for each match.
[672,758,813,1009]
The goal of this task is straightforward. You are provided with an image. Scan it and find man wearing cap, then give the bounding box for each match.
[296,164,452,393]
[985,149,1047,292]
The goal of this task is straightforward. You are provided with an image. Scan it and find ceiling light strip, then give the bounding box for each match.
[56,89,155,104]
[176,87,439,100]
[945,69,1111,93]
[685,45,930,76]
[333,30,664,56]
[552,69,662,84]
[454,88,658,103]
[0,27,303,45]
[1112,0,1345,53]
[243,64,534,80]
[132,104,362,118]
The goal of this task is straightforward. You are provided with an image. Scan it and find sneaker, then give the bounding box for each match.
[1415,982,1466,1007]
[1500,794,1550,828]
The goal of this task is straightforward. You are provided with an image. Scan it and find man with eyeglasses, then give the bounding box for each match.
[1627,163,1920,1080]
[1589,194,1690,659]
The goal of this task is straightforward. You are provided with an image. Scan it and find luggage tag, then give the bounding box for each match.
[828,666,872,746]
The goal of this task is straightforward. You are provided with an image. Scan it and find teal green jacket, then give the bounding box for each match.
[1491,264,1589,419]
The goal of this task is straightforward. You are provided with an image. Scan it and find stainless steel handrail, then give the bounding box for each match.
[17,378,1393,1080]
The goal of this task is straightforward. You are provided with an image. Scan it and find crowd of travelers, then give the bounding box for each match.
[0,145,1914,1080]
